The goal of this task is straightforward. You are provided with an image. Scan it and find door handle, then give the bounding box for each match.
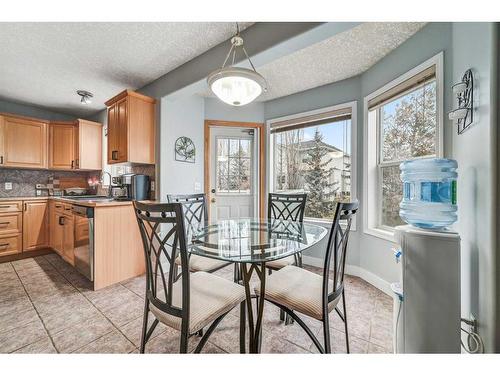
[112,150,118,160]
[210,197,216,203]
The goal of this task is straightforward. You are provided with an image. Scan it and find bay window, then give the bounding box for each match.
[268,102,357,221]
[364,53,443,239]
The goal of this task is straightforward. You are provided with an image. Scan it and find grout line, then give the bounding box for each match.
[44,254,138,352]
[10,260,59,353]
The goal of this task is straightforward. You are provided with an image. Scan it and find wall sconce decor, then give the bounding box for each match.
[448,69,473,134]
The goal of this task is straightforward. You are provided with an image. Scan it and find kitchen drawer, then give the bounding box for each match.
[75,221,89,243]
[0,233,22,257]
[0,212,22,234]
[0,201,22,213]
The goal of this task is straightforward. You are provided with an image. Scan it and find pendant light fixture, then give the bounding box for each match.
[207,23,267,106]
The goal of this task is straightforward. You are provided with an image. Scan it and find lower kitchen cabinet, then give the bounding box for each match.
[0,233,22,257]
[61,214,74,265]
[22,200,49,251]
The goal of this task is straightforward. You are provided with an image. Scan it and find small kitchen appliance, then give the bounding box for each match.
[117,173,150,201]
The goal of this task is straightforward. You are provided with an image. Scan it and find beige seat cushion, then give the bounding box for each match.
[266,255,296,270]
[175,254,230,273]
[255,265,339,321]
[150,271,245,334]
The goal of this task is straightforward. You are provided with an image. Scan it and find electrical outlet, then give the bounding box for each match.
[151,181,155,191]
[4,182,12,190]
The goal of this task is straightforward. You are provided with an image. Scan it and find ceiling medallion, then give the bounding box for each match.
[207,24,267,106]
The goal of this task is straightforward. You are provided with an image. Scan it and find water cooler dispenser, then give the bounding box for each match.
[392,225,461,353]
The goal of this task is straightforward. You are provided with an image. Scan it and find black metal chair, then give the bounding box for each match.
[255,200,358,353]
[134,201,246,353]
[266,193,307,270]
[167,193,231,275]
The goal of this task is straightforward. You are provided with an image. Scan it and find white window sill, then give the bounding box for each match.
[363,226,396,243]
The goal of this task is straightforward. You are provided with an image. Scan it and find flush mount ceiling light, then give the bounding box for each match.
[77,90,93,105]
[207,24,267,106]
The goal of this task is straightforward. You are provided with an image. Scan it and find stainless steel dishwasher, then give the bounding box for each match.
[72,205,95,281]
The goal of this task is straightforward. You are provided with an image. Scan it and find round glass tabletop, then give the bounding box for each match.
[187,218,327,263]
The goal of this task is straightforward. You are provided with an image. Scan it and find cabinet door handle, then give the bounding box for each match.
[112,150,118,160]
[0,221,9,225]
[0,243,8,248]
[0,205,10,209]
[59,216,65,225]
[24,203,27,211]
[71,160,74,169]
[0,156,3,164]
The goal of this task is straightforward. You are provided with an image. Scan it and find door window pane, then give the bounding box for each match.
[216,137,252,195]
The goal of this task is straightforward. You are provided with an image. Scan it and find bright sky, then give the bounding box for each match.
[302,119,351,154]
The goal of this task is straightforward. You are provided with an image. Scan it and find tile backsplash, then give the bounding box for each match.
[0,169,98,198]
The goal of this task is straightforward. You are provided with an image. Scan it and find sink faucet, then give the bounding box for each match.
[100,171,113,198]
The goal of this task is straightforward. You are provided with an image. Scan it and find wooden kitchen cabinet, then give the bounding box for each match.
[49,119,102,171]
[49,201,63,255]
[61,213,74,265]
[22,200,49,252]
[0,114,48,168]
[105,90,156,165]
[75,119,102,170]
[49,121,75,170]
[0,200,22,257]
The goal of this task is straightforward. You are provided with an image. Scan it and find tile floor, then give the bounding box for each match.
[0,254,393,354]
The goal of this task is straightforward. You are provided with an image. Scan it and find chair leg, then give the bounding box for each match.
[323,316,331,354]
[140,299,150,353]
[285,313,294,325]
[342,290,350,354]
[196,329,204,337]
[180,329,189,353]
[240,301,246,353]
[279,309,285,322]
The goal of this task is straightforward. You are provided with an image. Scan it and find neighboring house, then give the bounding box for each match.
[275,138,351,199]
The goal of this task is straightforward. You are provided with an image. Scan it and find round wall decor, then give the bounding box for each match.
[174,136,196,163]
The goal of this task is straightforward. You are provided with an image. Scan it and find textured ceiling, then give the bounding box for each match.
[0,22,252,116]
[202,22,426,102]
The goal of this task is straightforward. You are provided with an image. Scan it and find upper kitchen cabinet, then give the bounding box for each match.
[75,119,102,170]
[49,121,75,170]
[49,119,102,171]
[105,90,156,165]
[0,113,48,169]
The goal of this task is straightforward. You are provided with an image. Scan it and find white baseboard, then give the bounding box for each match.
[302,255,392,297]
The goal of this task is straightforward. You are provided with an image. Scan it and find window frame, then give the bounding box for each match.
[266,101,358,228]
[363,52,444,241]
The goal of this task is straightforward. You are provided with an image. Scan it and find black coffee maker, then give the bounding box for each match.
[118,173,150,201]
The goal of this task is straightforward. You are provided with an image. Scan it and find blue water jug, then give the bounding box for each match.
[399,158,457,230]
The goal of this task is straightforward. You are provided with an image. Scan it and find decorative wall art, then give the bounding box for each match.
[174,136,196,163]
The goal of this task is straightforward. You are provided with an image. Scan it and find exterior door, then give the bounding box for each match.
[209,126,258,221]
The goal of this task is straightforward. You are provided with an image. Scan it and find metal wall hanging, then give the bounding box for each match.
[175,136,196,163]
[448,69,474,134]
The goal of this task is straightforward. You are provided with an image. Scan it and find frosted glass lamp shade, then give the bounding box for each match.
[208,67,266,106]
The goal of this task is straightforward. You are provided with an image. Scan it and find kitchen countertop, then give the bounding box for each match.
[0,196,134,207]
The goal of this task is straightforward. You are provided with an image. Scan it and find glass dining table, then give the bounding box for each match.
[187,218,327,353]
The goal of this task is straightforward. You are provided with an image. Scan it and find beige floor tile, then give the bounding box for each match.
[369,320,393,350]
[101,294,144,327]
[368,342,393,354]
[51,314,114,353]
[40,303,102,335]
[0,319,48,353]
[0,283,27,303]
[0,307,39,334]
[118,314,166,347]
[144,325,201,353]
[0,294,33,317]
[120,275,146,297]
[13,336,57,354]
[75,330,136,353]
[261,335,311,354]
